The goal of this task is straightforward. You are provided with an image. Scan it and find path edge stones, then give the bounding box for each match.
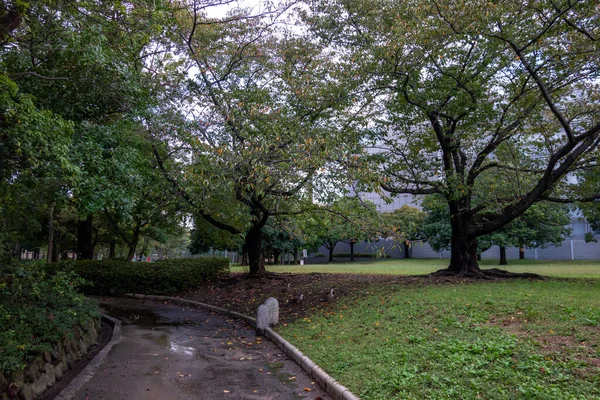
[123,293,360,400]
[55,314,122,400]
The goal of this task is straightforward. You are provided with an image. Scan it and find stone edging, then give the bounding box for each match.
[123,293,360,400]
[55,314,122,400]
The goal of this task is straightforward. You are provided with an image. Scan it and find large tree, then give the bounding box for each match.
[307,0,600,277]
[423,195,572,264]
[1,1,172,260]
[150,2,363,274]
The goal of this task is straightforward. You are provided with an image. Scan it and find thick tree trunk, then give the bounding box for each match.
[126,228,140,262]
[432,216,543,279]
[350,241,355,262]
[245,225,265,275]
[404,241,411,259]
[293,247,298,265]
[499,246,508,265]
[77,215,94,260]
[241,243,248,266]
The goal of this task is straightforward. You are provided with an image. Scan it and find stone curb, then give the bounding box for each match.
[123,293,360,400]
[55,314,122,399]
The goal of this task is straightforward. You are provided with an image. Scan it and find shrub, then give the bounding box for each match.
[51,257,229,295]
[0,264,99,374]
[332,252,391,258]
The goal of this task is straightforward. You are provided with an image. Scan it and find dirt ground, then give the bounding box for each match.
[175,272,454,324]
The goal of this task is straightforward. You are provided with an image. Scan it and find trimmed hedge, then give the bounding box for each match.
[48,257,229,295]
[332,252,391,258]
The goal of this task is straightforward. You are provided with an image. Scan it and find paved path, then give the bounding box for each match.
[65,297,329,400]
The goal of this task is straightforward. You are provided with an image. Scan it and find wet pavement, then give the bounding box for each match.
[66,297,330,400]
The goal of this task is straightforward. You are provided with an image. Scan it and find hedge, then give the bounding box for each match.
[0,264,99,373]
[47,257,229,295]
[332,252,391,258]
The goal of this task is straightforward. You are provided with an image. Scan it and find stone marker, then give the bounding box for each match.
[256,297,279,335]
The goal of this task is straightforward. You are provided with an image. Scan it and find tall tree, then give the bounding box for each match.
[1,1,171,260]
[307,0,600,277]
[151,2,363,274]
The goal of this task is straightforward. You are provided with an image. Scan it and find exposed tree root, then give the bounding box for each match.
[430,267,546,280]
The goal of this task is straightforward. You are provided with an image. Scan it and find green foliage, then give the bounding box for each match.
[50,258,229,295]
[0,263,98,373]
[422,195,571,254]
[306,0,600,271]
[576,168,600,232]
[262,217,305,257]
[382,205,426,242]
[189,218,242,254]
[333,252,390,258]
[303,197,382,252]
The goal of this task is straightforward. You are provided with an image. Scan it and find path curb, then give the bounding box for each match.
[55,314,122,399]
[124,293,360,400]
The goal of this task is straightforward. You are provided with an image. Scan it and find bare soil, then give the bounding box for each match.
[175,272,465,324]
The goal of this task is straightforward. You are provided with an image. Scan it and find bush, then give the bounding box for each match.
[50,257,229,295]
[332,252,391,258]
[0,264,99,373]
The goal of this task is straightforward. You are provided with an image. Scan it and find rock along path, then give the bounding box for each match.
[63,297,330,400]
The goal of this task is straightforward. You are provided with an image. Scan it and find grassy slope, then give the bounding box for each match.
[272,261,600,399]
[231,259,600,278]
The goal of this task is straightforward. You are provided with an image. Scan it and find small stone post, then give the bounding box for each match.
[256,297,279,335]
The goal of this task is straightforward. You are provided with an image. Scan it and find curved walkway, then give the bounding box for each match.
[60,297,330,400]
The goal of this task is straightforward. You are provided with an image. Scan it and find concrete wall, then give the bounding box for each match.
[312,238,600,261]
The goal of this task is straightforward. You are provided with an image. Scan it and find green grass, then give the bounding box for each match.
[278,279,600,399]
[230,259,600,278]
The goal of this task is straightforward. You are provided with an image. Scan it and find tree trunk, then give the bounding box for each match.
[519,245,525,260]
[293,247,298,265]
[350,241,355,262]
[499,246,508,265]
[109,240,116,258]
[432,216,543,279]
[404,241,411,259]
[47,202,55,264]
[326,242,336,262]
[245,225,265,275]
[432,214,483,276]
[77,215,94,260]
[126,227,141,262]
[241,243,248,266]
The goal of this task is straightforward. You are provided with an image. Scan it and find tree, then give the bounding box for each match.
[382,205,426,258]
[422,195,571,264]
[1,1,172,261]
[303,197,381,262]
[307,0,600,277]
[262,217,305,264]
[150,2,364,274]
[189,217,242,255]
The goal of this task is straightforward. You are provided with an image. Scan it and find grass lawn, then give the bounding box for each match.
[278,278,600,399]
[231,259,600,278]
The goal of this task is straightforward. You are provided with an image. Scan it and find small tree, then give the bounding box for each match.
[382,205,426,259]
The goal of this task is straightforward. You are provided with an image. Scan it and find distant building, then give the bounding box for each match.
[315,190,600,261]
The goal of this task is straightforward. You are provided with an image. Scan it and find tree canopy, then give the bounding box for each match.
[307,0,600,277]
